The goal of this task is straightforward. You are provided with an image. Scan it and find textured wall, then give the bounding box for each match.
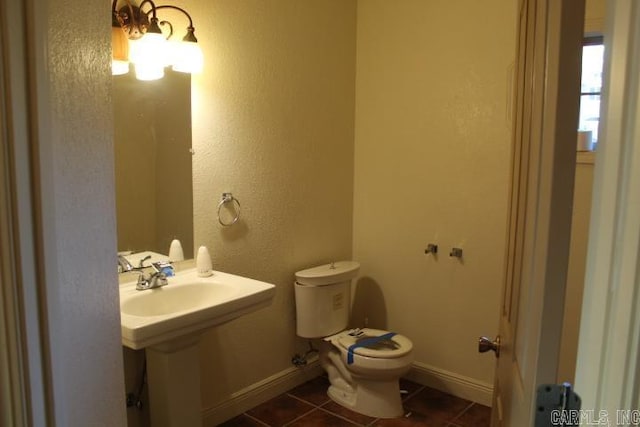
[189,0,357,408]
[39,0,126,425]
[353,0,516,387]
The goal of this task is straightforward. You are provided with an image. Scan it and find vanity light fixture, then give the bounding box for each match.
[111,0,204,80]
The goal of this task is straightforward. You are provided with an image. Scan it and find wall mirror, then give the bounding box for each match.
[113,69,194,263]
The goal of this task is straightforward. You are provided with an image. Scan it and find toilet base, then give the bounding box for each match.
[327,376,405,419]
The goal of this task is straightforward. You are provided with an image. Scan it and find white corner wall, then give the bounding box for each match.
[189,0,357,411]
[353,0,516,396]
[35,0,126,424]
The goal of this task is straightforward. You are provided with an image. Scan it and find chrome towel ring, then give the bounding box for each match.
[217,193,241,226]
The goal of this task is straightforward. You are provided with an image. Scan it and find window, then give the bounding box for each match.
[578,37,605,148]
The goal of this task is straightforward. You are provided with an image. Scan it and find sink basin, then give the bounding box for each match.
[122,283,239,317]
[119,268,275,349]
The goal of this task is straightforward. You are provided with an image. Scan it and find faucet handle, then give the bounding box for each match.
[152,261,175,277]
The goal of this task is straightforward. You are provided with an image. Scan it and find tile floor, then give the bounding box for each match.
[218,376,491,426]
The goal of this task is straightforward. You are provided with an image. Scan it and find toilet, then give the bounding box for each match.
[294,261,414,418]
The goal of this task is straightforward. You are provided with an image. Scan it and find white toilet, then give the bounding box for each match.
[294,261,414,418]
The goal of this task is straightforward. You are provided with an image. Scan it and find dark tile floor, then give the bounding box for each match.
[218,376,491,426]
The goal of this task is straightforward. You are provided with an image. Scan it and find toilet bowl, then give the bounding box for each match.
[321,328,414,418]
[294,262,414,418]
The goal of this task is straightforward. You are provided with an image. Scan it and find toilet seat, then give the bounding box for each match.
[334,328,413,359]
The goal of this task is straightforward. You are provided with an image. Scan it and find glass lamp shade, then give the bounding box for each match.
[172,41,204,74]
[164,39,182,67]
[112,60,129,75]
[127,39,143,65]
[129,32,167,66]
[130,32,168,81]
[134,62,165,81]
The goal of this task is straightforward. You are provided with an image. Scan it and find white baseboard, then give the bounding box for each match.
[405,362,494,407]
[202,360,323,426]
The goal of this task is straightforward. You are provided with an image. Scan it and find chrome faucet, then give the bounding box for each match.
[135,271,168,291]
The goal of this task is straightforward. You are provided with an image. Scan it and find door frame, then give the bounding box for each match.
[0,0,51,425]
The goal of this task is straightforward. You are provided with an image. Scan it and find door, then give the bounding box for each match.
[488,0,585,425]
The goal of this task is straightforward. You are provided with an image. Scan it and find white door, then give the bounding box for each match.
[487,0,585,425]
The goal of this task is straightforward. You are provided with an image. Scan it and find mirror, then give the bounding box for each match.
[113,69,194,262]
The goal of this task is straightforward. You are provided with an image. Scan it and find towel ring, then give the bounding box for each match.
[217,193,241,226]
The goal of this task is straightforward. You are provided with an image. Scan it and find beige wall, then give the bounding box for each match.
[585,0,606,34]
[189,0,357,410]
[353,0,516,388]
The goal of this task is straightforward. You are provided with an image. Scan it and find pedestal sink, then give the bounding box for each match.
[119,268,275,427]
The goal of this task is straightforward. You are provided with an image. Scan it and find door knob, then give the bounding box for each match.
[478,336,500,358]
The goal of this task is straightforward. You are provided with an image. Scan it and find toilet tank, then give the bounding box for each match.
[294,261,360,338]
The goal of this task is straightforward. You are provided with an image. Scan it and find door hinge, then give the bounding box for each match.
[535,382,581,426]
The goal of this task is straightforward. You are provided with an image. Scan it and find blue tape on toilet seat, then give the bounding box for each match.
[346,332,397,365]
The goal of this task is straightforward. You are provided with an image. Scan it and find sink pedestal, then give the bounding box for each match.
[119,268,276,425]
[146,335,202,427]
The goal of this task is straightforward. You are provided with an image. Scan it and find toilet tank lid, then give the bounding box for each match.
[295,261,360,286]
